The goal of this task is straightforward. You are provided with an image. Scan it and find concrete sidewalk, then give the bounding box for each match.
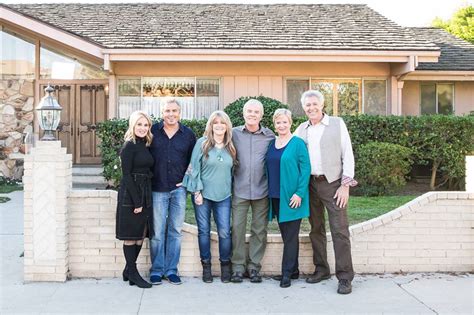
[1,191,473,314]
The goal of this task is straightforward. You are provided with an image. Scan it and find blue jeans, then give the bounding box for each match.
[150,187,186,277]
[192,196,232,262]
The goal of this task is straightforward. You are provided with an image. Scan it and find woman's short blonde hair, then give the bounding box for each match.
[272,108,293,125]
[124,111,153,146]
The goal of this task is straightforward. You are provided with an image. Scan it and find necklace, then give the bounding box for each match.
[216,147,224,162]
[276,136,291,147]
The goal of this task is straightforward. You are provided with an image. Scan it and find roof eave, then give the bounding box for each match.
[0,5,103,59]
[103,48,440,63]
[404,70,474,81]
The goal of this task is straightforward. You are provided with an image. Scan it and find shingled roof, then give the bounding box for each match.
[410,27,474,71]
[4,3,439,51]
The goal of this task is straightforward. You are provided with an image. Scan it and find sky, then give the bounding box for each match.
[1,0,473,27]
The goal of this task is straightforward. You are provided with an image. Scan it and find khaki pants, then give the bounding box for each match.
[231,196,269,273]
[309,177,354,281]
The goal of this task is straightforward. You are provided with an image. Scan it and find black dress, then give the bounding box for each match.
[115,138,154,240]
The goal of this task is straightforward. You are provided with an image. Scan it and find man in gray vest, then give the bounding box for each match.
[294,90,357,294]
[230,99,275,283]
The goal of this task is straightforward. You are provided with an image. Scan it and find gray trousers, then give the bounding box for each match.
[309,176,354,281]
[231,196,269,273]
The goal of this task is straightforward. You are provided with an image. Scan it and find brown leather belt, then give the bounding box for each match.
[312,175,326,182]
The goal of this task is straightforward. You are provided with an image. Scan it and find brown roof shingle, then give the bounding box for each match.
[409,27,474,71]
[4,3,439,51]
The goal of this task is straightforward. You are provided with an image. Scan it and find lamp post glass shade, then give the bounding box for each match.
[36,85,62,141]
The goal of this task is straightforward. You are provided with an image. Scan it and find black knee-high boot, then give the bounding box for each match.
[123,244,151,288]
[135,244,143,259]
[123,244,143,282]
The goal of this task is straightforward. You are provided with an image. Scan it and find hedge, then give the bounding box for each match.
[342,114,474,190]
[355,142,413,196]
[224,96,289,132]
[98,112,473,190]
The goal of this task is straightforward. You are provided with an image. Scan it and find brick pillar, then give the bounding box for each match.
[23,141,72,282]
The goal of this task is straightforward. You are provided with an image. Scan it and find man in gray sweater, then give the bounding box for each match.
[230,99,275,283]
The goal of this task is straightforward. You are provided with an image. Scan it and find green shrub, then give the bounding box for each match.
[97,113,474,190]
[344,114,474,190]
[355,142,413,196]
[96,118,129,187]
[224,96,290,131]
[0,176,23,193]
[181,119,207,138]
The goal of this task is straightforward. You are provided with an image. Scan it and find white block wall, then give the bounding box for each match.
[66,191,473,278]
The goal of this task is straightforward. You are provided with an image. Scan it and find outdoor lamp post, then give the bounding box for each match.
[36,84,62,141]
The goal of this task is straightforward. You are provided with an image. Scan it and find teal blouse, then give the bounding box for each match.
[267,136,311,223]
[183,137,233,202]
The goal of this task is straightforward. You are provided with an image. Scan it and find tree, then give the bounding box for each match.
[432,5,474,44]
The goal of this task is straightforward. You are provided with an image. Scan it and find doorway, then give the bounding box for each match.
[40,82,108,164]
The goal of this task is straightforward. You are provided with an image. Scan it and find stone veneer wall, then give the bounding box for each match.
[0,79,35,179]
[65,191,473,279]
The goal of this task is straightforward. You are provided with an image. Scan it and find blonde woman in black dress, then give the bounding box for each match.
[116,111,154,288]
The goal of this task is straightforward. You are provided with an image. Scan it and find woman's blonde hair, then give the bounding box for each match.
[202,111,237,163]
[124,111,153,146]
[273,108,293,125]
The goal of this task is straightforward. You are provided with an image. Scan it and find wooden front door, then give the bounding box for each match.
[40,83,108,164]
[75,84,107,164]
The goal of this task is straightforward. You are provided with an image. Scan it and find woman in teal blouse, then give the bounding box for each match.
[183,110,237,284]
[266,109,311,288]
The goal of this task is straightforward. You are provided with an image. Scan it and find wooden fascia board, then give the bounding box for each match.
[105,49,440,63]
[404,71,474,81]
[0,6,103,59]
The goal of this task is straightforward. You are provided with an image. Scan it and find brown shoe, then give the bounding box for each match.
[305,271,331,284]
[337,279,352,294]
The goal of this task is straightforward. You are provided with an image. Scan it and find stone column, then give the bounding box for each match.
[23,141,72,282]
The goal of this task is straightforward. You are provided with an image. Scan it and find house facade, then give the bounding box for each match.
[1,3,473,178]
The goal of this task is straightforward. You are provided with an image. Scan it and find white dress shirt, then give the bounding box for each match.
[304,114,355,179]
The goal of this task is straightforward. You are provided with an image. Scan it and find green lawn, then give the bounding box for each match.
[0,196,11,203]
[184,195,419,233]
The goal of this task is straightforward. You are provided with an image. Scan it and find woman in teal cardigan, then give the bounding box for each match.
[266,109,311,288]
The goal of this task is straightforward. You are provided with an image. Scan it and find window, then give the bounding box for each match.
[363,79,387,115]
[311,81,334,115]
[40,45,107,80]
[311,79,361,116]
[0,29,35,79]
[286,78,386,116]
[286,79,309,117]
[118,77,220,120]
[420,83,454,115]
[118,79,141,119]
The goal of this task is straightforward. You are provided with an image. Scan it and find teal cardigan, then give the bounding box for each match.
[267,136,311,223]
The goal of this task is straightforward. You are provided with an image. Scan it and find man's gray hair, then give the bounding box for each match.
[243,99,264,116]
[300,90,325,107]
[160,96,181,108]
